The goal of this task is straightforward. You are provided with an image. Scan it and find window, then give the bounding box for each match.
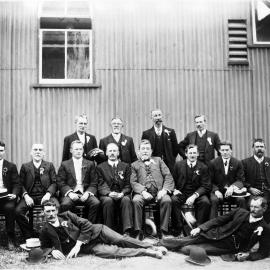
[39,1,92,84]
[252,0,270,45]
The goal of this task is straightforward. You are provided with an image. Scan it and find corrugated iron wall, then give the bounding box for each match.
[0,0,269,169]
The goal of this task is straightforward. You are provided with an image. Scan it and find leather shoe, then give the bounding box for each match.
[146,248,163,259]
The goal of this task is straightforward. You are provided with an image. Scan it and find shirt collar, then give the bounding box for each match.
[187,160,197,167]
[108,160,119,167]
[254,155,264,163]
[249,215,263,223]
[72,157,83,164]
[33,160,42,168]
[0,159,4,166]
[154,124,163,133]
[222,158,230,164]
[49,219,60,227]
[197,129,206,137]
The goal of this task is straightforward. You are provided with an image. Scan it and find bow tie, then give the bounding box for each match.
[143,159,150,163]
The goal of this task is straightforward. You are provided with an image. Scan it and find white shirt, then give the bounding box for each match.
[254,155,264,164]
[222,158,230,175]
[187,160,197,168]
[77,132,85,145]
[112,133,121,143]
[33,160,42,169]
[108,160,119,168]
[49,219,60,227]
[197,129,206,138]
[72,157,83,193]
[249,215,263,223]
[154,124,163,136]
[0,159,4,188]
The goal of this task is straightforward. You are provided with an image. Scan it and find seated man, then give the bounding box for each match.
[57,140,100,223]
[209,141,246,219]
[40,200,167,260]
[171,144,211,236]
[161,196,270,261]
[97,143,133,235]
[15,143,59,240]
[0,141,21,250]
[131,139,174,239]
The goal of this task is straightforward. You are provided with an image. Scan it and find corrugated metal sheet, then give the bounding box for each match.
[0,0,269,170]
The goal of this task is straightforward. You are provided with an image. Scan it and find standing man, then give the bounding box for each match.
[179,115,221,165]
[99,117,137,164]
[0,141,20,250]
[141,109,178,173]
[242,138,270,222]
[62,114,101,162]
[209,141,246,218]
[57,140,100,223]
[131,139,174,239]
[171,144,211,236]
[15,143,59,240]
[97,143,133,235]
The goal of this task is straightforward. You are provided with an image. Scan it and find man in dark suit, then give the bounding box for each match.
[62,114,101,162]
[141,109,178,173]
[209,141,246,218]
[131,139,174,239]
[179,115,221,165]
[242,138,270,222]
[171,144,211,236]
[57,140,100,223]
[0,141,21,250]
[97,143,133,235]
[99,117,137,164]
[15,143,59,240]
[40,200,167,260]
[160,196,270,261]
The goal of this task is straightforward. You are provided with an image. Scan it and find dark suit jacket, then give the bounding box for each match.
[141,125,178,172]
[99,134,137,164]
[97,161,131,196]
[62,132,97,161]
[57,158,98,197]
[242,156,270,189]
[40,211,103,253]
[179,130,221,163]
[1,159,20,196]
[20,160,57,196]
[199,208,270,260]
[130,157,174,194]
[173,160,211,196]
[209,156,244,192]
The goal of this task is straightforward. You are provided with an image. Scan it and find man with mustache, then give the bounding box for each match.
[242,138,270,222]
[141,109,178,173]
[97,143,133,236]
[179,115,221,166]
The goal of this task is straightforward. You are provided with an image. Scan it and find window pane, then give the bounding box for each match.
[67,47,90,79]
[67,31,89,45]
[42,47,65,79]
[43,31,65,45]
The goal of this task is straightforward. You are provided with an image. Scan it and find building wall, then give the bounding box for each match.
[0,0,269,169]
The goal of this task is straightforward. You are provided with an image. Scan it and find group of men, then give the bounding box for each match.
[0,109,270,262]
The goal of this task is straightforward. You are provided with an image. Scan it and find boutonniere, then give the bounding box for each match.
[265,162,269,167]
[118,171,124,179]
[164,129,171,136]
[207,137,212,145]
[229,166,233,171]
[254,226,263,236]
[3,167,8,176]
[61,221,69,228]
[82,166,87,170]
[86,135,90,143]
[195,170,200,176]
[121,139,127,146]
[150,158,156,164]
[40,168,44,175]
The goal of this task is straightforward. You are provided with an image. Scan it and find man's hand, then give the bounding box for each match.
[236,252,249,262]
[24,194,34,207]
[249,187,262,196]
[142,190,153,201]
[7,194,16,200]
[51,249,66,260]
[215,190,223,200]
[157,189,167,201]
[173,189,182,196]
[66,241,83,259]
[41,192,51,205]
[225,186,234,198]
[190,227,201,237]
[80,192,90,202]
[117,192,124,199]
[109,191,118,199]
[68,192,80,201]
[185,194,197,205]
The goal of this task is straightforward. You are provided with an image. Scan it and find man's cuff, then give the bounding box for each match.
[194,192,199,198]
[23,192,28,198]
[65,190,73,197]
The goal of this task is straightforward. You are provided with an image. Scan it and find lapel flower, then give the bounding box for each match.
[82,165,87,170]
[195,170,200,176]
[121,139,127,146]
[265,162,269,167]
[207,137,212,145]
[118,171,124,179]
[3,167,8,176]
[229,166,233,171]
[164,129,171,136]
[86,136,90,143]
[254,226,263,236]
[40,168,44,175]
[61,221,69,228]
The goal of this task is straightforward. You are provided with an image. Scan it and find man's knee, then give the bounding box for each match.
[160,195,172,207]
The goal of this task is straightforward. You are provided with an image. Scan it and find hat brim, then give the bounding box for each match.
[20,244,41,251]
[25,256,47,264]
[185,256,211,266]
[0,194,9,199]
[231,192,250,198]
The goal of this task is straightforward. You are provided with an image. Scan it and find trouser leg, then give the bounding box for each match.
[159,194,172,232]
[132,194,145,231]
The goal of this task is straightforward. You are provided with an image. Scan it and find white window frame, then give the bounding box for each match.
[39,28,93,84]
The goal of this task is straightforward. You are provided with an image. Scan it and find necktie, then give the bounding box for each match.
[224,160,228,167]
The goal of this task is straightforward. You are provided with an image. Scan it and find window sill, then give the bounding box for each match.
[32,83,101,89]
[248,43,270,48]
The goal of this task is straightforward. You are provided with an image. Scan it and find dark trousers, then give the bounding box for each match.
[132,194,172,232]
[99,195,133,233]
[82,225,153,258]
[15,196,59,239]
[59,195,100,223]
[210,193,247,219]
[171,194,210,231]
[0,198,16,238]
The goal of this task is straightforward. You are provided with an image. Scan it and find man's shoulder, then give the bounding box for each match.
[100,134,112,142]
[142,127,154,135]
[230,157,242,165]
[21,161,33,169]
[64,132,77,141]
[163,126,175,132]
[85,133,96,139]
[3,159,17,168]
[241,156,254,164]
[175,159,187,168]
[206,130,219,137]
[185,131,197,138]
[196,160,208,170]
